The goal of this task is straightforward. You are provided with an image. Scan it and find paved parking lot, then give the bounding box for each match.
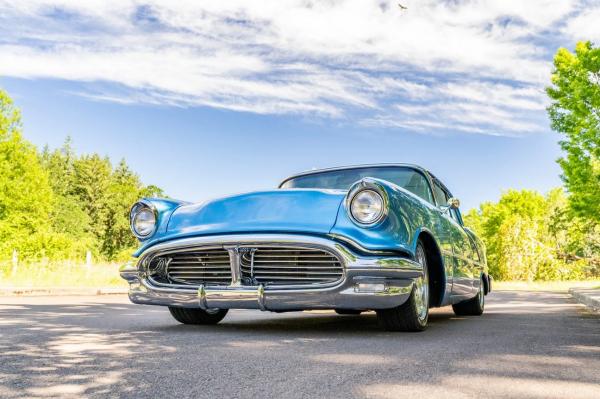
[1,291,599,398]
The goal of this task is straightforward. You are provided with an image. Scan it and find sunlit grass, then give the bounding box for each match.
[2,261,599,291]
[0,261,127,289]
[495,280,600,292]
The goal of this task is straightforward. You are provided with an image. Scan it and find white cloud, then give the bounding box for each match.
[0,0,591,135]
[563,5,600,43]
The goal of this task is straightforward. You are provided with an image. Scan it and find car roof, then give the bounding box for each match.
[280,163,455,201]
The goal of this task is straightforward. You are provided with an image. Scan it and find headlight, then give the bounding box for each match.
[349,189,385,225]
[130,202,157,239]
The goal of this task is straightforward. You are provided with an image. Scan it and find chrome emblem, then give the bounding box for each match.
[225,246,258,285]
[236,247,256,255]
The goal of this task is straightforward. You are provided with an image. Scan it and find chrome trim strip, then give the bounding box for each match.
[440,248,483,268]
[327,234,411,257]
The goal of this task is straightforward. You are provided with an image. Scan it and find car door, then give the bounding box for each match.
[448,207,476,297]
[464,227,484,293]
[432,180,473,298]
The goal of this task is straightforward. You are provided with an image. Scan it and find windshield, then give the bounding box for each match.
[280,166,434,204]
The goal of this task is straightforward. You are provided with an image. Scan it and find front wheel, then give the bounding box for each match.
[168,307,228,325]
[452,278,485,316]
[376,242,429,332]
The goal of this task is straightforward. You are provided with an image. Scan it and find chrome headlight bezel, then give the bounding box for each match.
[346,179,389,227]
[130,200,158,239]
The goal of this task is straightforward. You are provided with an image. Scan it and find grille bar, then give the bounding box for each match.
[164,248,232,285]
[250,271,342,275]
[240,247,343,286]
[251,260,340,264]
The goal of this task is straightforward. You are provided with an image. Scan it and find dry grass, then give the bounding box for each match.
[2,261,599,292]
[494,280,600,292]
[0,261,128,289]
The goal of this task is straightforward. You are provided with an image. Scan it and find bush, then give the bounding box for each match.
[464,188,599,281]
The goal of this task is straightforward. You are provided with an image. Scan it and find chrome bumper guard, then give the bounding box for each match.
[120,234,421,311]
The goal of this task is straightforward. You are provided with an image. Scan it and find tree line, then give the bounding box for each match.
[464,189,599,280]
[0,89,162,262]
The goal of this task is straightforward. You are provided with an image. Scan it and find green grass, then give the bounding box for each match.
[0,261,128,289]
[494,280,600,292]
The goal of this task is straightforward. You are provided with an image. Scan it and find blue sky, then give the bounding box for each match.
[1,1,599,210]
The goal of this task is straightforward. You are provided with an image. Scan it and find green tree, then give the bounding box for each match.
[2,88,164,262]
[72,154,113,245]
[41,140,96,251]
[464,189,593,281]
[547,41,600,222]
[0,89,54,258]
[102,160,163,259]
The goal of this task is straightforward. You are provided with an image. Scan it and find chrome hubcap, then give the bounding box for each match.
[414,245,429,322]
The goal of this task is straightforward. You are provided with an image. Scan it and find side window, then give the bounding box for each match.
[450,208,460,223]
[471,240,481,262]
[404,172,435,205]
[434,179,465,226]
[432,181,448,207]
[463,232,480,262]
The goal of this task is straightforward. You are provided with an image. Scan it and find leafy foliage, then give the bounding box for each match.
[464,189,599,281]
[0,89,162,261]
[547,41,600,222]
[0,90,54,258]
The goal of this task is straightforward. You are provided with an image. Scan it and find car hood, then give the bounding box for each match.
[165,189,346,237]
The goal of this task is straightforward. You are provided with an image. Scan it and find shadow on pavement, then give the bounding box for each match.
[0,291,598,398]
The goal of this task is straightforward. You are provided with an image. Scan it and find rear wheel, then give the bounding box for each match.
[168,307,228,325]
[452,277,485,316]
[376,242,429,332]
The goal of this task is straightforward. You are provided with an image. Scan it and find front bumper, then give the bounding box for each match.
[120,234,421,311]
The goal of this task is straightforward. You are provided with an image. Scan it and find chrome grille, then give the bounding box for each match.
[240,247,343,286]
[149,245,344,287]
[164,249,232,285]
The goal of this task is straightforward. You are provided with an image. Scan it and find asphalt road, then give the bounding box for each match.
[1,291,599,399]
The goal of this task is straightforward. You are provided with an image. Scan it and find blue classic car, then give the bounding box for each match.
[120,164,491,331]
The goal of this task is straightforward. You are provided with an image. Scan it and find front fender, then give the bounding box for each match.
[329,178,440,256]
[132,197,189,256]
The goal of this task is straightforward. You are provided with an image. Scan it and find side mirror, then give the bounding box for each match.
[439,197,460,213]
[448,197,460,209]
